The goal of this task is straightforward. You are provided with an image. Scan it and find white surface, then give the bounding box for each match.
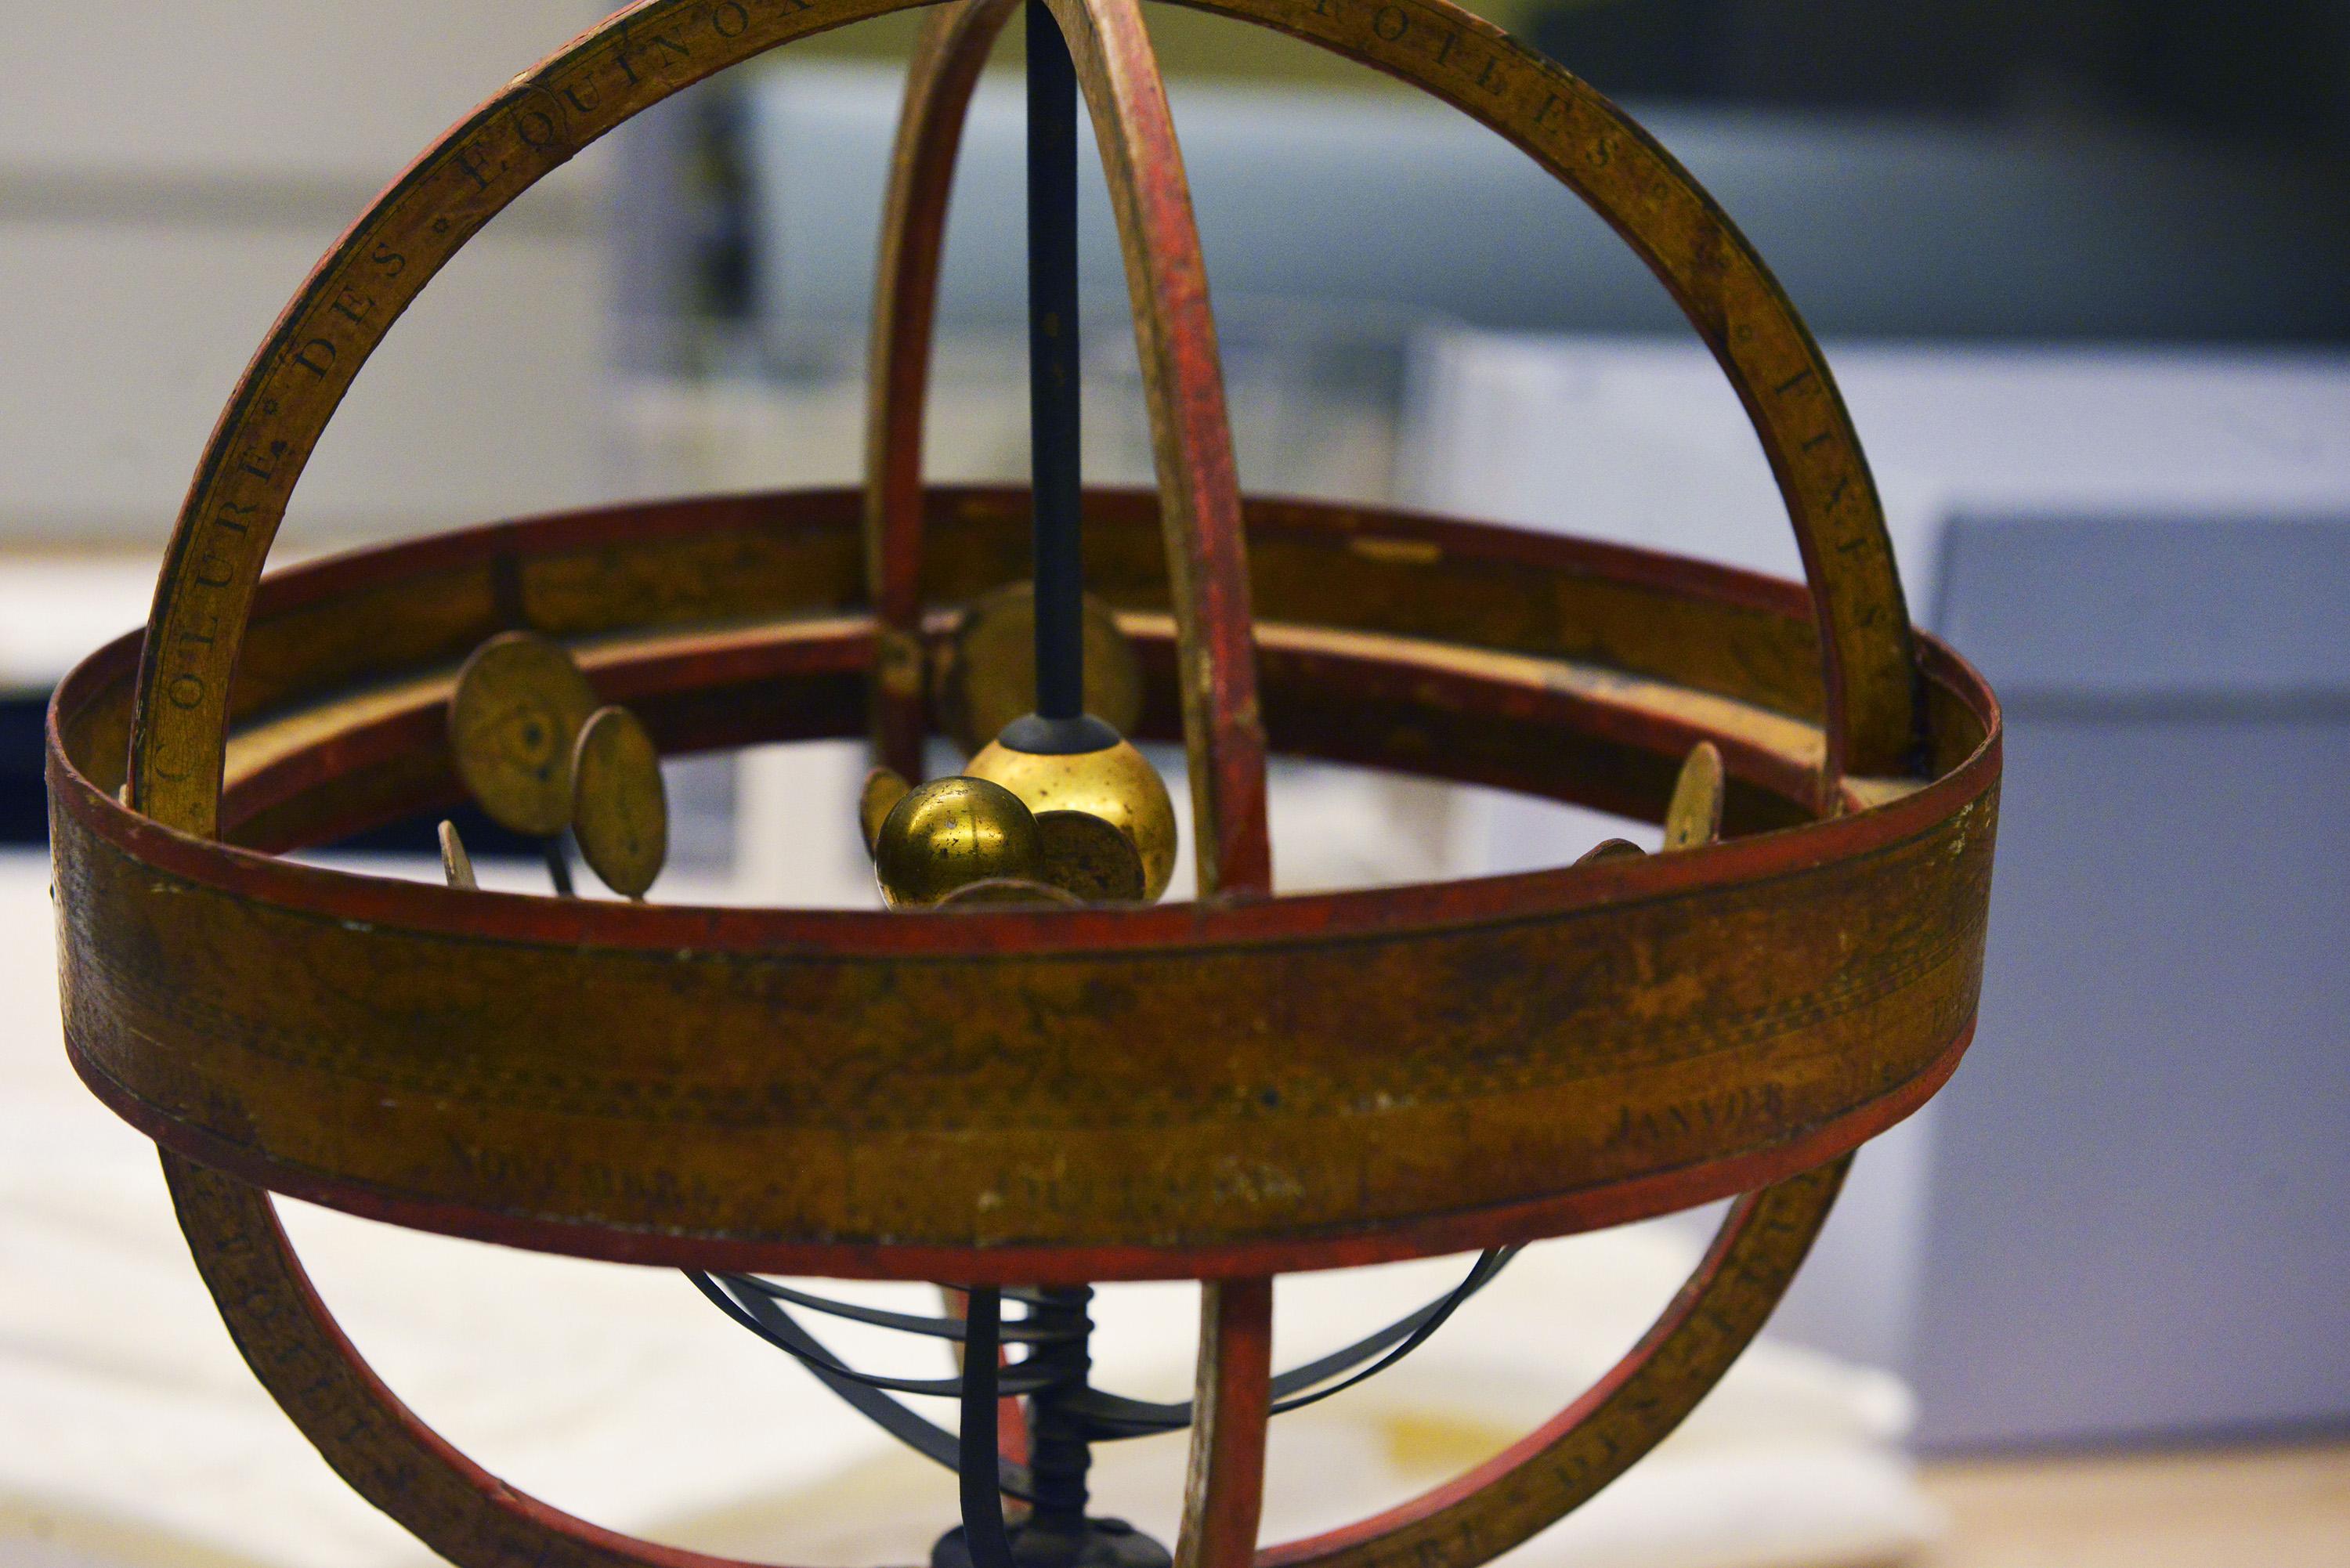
[1402,334,2350,619]
[0,4,608,181]
[0,2,613,551]
[0,201,611,549]
[2,852,1938,1568]
[0,557,155,689]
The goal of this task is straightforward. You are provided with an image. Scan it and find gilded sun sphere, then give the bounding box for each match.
[964,735,1177,901]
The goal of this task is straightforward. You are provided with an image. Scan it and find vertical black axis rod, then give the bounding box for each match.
[1022,1284,1096,1542]
[1028,0,1085,722]
[1021,7,1099,1552]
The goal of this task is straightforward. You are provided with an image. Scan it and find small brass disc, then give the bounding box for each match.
[1576,837,1647,865]
[938,581,1144,754]
[1664,741,1726,852]
[859,767,912,857]
[872,775,1043,909]
[570,706,667,899]
[1034,810,1148,903]
[447,632,598,837]
[965,735,1177,901]
[436,821,478,891]
[937,876,1083,909]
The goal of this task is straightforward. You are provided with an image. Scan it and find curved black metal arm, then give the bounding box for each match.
[692,1271,1067,1397]
[1070,1248,1518,1439]
[725,1274,1081,1345]
[687,1271,1039,1498]
[958,1285,1020,1568]
[691,1247,1516,1490]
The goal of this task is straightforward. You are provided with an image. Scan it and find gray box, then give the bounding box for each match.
[1911,515,2350,1447]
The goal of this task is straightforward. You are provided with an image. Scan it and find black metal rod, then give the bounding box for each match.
[960,1288,1019,1568]
[1028,0,1084,722]
[542,835,574,898]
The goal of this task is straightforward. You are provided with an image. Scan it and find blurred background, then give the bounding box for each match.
[2,2,2345,1566]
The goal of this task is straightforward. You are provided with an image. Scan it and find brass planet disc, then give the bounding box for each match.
[1034,809,1148,903]
[570,706,668,900]
[1664,741,1726,851]
[859,766,912,856]
[937,876,1083,909]
[446,632,597,837]
[938,580,1144,754]
[436,820,478,891]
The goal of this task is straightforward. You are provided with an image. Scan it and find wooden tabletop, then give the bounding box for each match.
[1919,1440,2350,1567]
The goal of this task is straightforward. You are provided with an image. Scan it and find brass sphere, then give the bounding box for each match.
[965,734,1177,901]
[871,775,1043,909]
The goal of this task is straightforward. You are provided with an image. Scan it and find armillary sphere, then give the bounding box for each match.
[47,0,2001,1565]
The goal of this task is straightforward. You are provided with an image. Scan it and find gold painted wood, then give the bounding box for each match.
[59,481,1997,1276]
[1177,1277,1275,1568]
[64,0,1983,1554]
[55,636,1994,1265]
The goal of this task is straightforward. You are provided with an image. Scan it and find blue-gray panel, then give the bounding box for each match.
[1913,517,2350,1449]
[1937,515,2350,704]
[745,65,2350,342]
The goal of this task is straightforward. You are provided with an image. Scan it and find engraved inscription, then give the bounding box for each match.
[1602,1080,1788,1154]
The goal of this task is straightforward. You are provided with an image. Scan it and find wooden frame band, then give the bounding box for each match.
[56,488,1998,1276]
[60,479,1965,1560]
